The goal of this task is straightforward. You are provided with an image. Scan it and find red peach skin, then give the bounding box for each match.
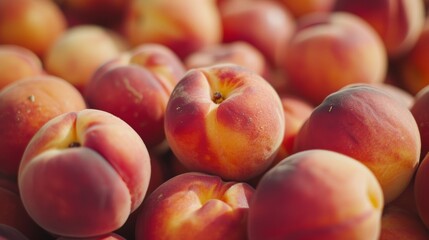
[18,109,151,238]
[164,64,285,181]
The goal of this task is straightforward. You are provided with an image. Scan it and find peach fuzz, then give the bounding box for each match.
[333,0,425,58]
[414,152,429,229]
[276,0,335,19]
[85,44,185,149]
[411,85,429,159]
[0,75,86,178]
[282,12,387,105]
[380,205,429,240]
[0,0,67,57]
[184,41,269,79]
[273,94,314,165]
[18,109,151,238]
[219,0,296,66]
[135,172,254,240]
[397,19,429,95]
[164,64,285,181]
[43,25,128,92]
[0,45,44,90]
[248,149,383,240]
[121,0,222,59]
[293,85,421,203]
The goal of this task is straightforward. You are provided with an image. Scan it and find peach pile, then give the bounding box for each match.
[2,0,429,239]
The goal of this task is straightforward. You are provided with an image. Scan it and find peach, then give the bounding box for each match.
[0,75,86,178]
[0,224,30,240]
[43,25,128,92]
[121,0,222,59]
[397,19,429,95]
[276,0,335,19]
[333,0,425,58]
[0,45,43,90]
[344,82,414,108]
[135,172,254,240]
[18,109,152,238]
[414,151,429,229]
[219,0,296,66]
[273,94,314,165]
[164,64,285,181]
[0,178,52,240]
[0,0,67,57]
[411,85,429,159]
[380,205,429,240]
[282,12,387,105]
[85,44,186,148]
[54,0,131,28]
[293,85,421,203]
[248,149,383,240]
[184,41,269,79]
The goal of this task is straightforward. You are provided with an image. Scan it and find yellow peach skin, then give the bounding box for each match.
[380,205,429,240]
[43,25,128,92]
[248,149,384,240]
[282,12,387,105]
[18,109,151,238]
[0,0,67,57]
[164,64,285,181]
[0,45,44,90]
[293,85,421,203]
[0,75,87,178]
[135,172,254,240]
[121,0,222,59]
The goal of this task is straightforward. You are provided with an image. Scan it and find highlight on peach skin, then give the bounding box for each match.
[248,149,384,240]
[293,84,421,203]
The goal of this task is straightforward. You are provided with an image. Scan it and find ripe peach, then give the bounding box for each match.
[164,64,285,181]
[135,172,254,240]
[344,82,414,108]
[54,0,131,28]
[18,109,152,238]
[380,205,429,240]
[248,149,383,240]
[121,0,222,59]
[414,152,429,229]
[333,0,425,58]
[397,19,429,95]
[0,178,51,240]
[276,0,335,19]
[293,85,421,203]
[0,0,67,57]
[85,44,185,148]
[219,0,295,66]
[0,75,86,178]
[411,85,429,159]
[184,41,269,79]
[43,25,128,92]
[0,45,43,90]
[273,94,314,165]
[282,12,387,105]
